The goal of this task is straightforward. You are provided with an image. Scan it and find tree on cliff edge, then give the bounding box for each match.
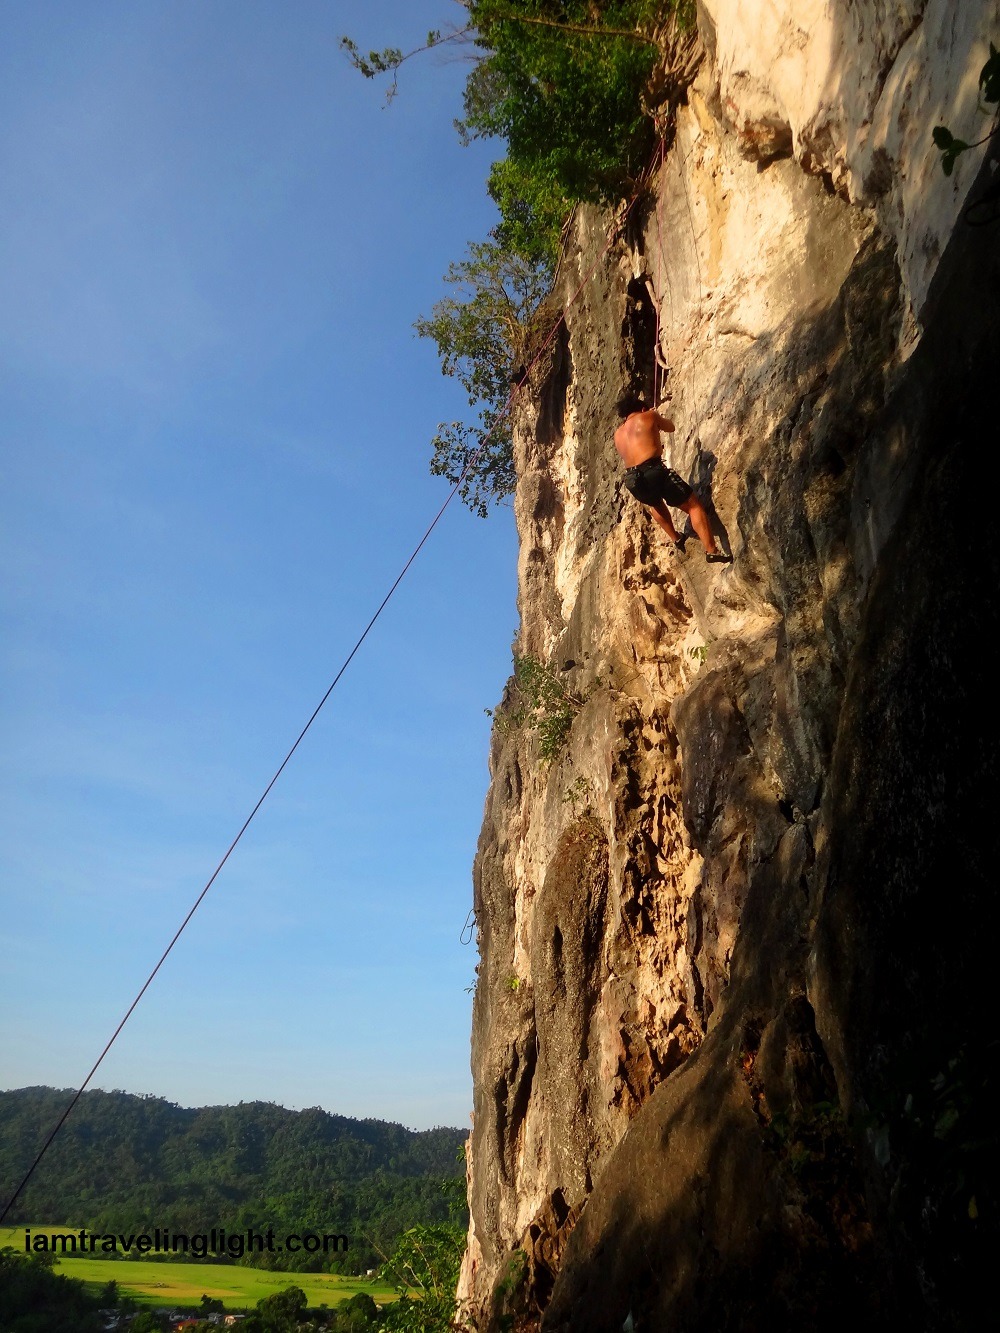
[344,2,696,513]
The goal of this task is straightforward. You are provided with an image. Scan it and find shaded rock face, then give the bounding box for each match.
[460,5,998,1330]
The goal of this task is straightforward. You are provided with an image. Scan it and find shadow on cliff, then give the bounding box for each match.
[537,131,1000,1333]
[545,994,880,1333]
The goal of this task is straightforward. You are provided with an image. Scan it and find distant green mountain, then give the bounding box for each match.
[0,1087,466,1273]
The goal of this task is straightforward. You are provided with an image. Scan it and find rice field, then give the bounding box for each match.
[1,1225,398,1311]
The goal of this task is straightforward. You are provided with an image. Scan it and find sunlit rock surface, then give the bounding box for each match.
[703,0,990,320]
[459,3,998,1328]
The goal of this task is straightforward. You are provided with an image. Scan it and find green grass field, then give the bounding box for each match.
[1,1226,398,1311]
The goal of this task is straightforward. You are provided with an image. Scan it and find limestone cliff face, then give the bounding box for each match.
[460,4,998,1329]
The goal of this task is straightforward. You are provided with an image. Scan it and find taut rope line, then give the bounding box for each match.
[0,147,662,1226]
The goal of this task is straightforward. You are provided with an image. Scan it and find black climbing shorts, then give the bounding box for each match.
[623,458,692,508]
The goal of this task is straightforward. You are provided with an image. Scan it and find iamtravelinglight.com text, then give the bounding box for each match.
[23,1226,349,1259]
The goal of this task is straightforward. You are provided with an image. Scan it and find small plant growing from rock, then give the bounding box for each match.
[494,1247,530,1331]
[487,654,587,761]
[933,41,999,175]
[562,775,592,812]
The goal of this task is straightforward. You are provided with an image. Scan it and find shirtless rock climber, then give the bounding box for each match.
[614,392,722,558]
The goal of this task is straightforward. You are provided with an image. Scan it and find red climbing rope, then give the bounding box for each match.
[653,133,667,406]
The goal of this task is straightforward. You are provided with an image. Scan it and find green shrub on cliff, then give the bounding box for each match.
[488,654,585,761]
[456,0,669,261]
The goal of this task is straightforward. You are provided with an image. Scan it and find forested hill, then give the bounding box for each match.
[0,1087,466,1272]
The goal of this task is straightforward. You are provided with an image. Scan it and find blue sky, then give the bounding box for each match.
[0,1,519,1132]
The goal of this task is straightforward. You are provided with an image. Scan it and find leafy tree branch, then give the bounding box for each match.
[416,238,552,516]
[343,4,698,512]
[339,2,664,100]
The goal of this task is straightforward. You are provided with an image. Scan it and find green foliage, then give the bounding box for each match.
[488,653,586,761]
[460,2,669,250]
[340,35,432,97]
[0,1248,105,1333]
[246,1284,307,1333]
[561,775,591,812]
[932,124,971,177]
[339,35,405,79]
[326,1290,382,1332]
[483,156,570,269]
[933,41,999,174]
[496,1246,527,1300]
[379,1223,467,1332]
[345,3,698,513]
[129,1315,168,1333]
[764,1100,845,1177]
[492,1248,529,1331]
[414,238,551,516]
[856,1041,1000,1317]
[881,1045,997,1230]
[0,1088,467,1276]
[428,3,684,511]
[983,41,1000,102]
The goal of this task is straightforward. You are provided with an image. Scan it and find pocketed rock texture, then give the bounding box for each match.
[459,4,998,1330]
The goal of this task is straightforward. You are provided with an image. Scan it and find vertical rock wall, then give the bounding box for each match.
[460,4,998,1328]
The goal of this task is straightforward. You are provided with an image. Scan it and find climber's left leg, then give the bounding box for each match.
[680,495,719,557]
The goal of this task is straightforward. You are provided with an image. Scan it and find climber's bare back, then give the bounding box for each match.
[613,409,675,469]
